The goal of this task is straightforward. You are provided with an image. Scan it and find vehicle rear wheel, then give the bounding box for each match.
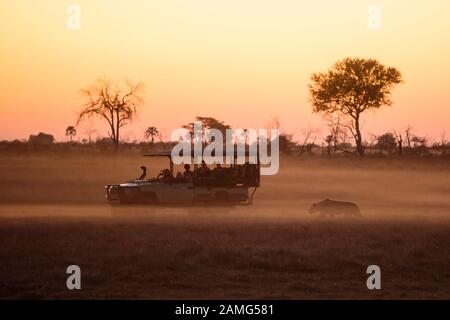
[141,192,158,204]
[214,191,229,203]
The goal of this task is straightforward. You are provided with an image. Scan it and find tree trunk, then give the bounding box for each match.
[114,127,119,150]
[109,118,116,150]
[115,110,120,151]
[354,115,364,156]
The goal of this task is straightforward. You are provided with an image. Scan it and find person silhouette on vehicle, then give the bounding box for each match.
[198,160,211,177]
[137,166,146,180]
[213,163,224,177]
[157,168,172,182]
[183,164,193,181]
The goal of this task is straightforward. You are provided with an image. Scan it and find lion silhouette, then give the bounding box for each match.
[309,199,361,217]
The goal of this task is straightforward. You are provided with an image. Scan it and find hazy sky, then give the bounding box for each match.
[1,0,449,142]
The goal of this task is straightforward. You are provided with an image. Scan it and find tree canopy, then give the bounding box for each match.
[309,57,402,156]
[77,77,144,149]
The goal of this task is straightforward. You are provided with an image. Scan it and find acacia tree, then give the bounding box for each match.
[183,116,231,141]
[309,58,402,156]
[65,126,77,142]
[77,77,144,150]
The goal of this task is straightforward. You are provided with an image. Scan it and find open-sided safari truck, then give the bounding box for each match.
[105,151,260,205]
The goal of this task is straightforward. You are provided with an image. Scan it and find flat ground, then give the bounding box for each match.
[0,155,449,299]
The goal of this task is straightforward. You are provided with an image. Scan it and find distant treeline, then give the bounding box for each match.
[1,131,449,158]
[277,132,450,157]
[0,136,174,156]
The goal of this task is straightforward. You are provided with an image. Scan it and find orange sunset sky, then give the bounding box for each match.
[1,0,449,142]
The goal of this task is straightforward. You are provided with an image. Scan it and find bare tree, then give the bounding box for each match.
[299,127,318,155]
[325,114,341,154]
[77,77,144,150]
[323,113,352,154]
[404,125,413,148]
[393,130,403,155]
[309,57,402,156]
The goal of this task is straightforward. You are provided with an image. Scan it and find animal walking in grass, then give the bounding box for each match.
[309,199,362,217]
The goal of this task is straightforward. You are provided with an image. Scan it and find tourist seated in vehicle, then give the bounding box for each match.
[137,166,147,180]
[182,164,193,182]
[175,172,183,180]
[198,160,211,177]
[212,163,226,184]
[213,163,224,175]
[157,168,173,182]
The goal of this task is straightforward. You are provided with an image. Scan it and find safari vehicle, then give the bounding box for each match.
[105,151,260,205]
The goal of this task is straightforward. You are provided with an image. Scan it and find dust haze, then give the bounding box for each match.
[1,155,450,298]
